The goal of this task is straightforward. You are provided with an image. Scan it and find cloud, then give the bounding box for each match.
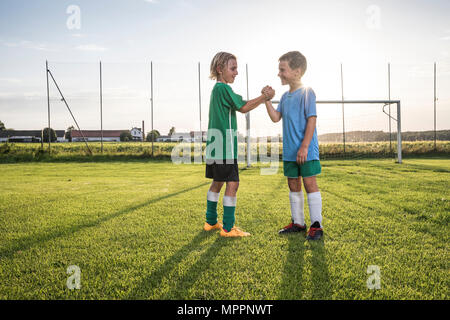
[440,29,450,40]
[144,0,159,3]
[75,44,108,51]
[102,86,148,99]
[0,78,22,84]
[0,91,43,100]
[2,40,56,51]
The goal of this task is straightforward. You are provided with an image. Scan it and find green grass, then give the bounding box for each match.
[0,158,448,299]
[1,141,449,163]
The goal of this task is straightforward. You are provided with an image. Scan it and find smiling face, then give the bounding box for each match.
[278,60,302,86]
[218,59,238,84]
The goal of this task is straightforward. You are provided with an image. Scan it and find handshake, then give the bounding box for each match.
[261,85,275,101]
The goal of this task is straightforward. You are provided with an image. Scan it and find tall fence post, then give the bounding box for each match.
[397,101,402,164]
[100,61,103,153]
[150,61,154,156]
[434,62,437,151]
[46,67,92,155]
[198,62,202,145]
[341,63,346,153]
[246,63,251,168]
[46,60,51,154]
[388,62,392,154]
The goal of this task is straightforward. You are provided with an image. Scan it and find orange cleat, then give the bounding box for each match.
[203,222,222,231]
[220,226,251,237]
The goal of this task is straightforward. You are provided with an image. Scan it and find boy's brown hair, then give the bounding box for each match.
[279,51,307,77]
[209,52,237,80]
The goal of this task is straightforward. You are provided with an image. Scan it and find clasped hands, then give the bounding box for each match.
[261,85,275,101]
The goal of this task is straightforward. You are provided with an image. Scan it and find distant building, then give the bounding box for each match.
[130,127,143,141]
[0,130,65,143]
[156,132,194,142]
[156,135,171,142]
[171,132,193,142]
[190,131,207,142]
[71,130,125,142]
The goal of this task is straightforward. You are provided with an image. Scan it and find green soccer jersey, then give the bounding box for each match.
[206,82,246,161]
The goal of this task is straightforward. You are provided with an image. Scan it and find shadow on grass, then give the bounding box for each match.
[278,235,331,299]
[0,181,210,260]
[309,240,332,299]
[325,182,443,225]
[128,232,228,299]
[126,169,261,299]
[278,235,306,299]
[400,161,450,173]
[160,235,228,299]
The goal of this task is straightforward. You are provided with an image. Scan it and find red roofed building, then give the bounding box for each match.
[71,130,126,142]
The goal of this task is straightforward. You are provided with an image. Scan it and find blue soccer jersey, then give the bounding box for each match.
[276,87,320,162]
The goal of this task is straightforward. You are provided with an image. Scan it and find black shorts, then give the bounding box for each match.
[205,159,239,182]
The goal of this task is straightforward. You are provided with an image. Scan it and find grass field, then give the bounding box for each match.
[1,141,449,162]
[0,158,449,299]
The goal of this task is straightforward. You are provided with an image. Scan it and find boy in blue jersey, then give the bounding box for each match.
[264,51,323,240]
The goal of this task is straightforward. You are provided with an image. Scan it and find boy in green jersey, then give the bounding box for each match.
[204,52,275,237]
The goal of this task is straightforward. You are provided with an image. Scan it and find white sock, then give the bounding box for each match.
[207,190,220,202]
[307,191,322,227]
[223,195,237,207]
[289,191,305,226]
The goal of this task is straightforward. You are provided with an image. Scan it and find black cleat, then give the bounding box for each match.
[306,221,323,240]
[278,222,307,234]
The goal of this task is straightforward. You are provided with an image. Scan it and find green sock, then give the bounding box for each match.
[205,191,219,226]
[206,200,218,225]
[223,196,237,232]
[223,206,236,232]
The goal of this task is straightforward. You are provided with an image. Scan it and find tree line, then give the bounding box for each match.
[0,121,176,143]
[318,130,450,142]
[3,120,449,143]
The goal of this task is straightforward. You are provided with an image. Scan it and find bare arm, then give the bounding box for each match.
[265,100,281,123]
[238,94,267,114]
[297,116,317,164]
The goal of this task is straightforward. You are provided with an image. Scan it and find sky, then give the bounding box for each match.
[0,0,449,137]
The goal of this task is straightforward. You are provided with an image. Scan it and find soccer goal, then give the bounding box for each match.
[253,99,402,164]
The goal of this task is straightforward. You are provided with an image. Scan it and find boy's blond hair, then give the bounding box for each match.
[279,51,307,77]
[209,52,237,80]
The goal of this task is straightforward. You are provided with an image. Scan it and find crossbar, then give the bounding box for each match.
[269,99,402,164]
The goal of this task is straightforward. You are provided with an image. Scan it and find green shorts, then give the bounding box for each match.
[283,160,321,178]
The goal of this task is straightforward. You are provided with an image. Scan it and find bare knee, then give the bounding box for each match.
[225,181,239,196]
[210,181,224,193]
[287,177,302,192]
[303,176,319,193]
